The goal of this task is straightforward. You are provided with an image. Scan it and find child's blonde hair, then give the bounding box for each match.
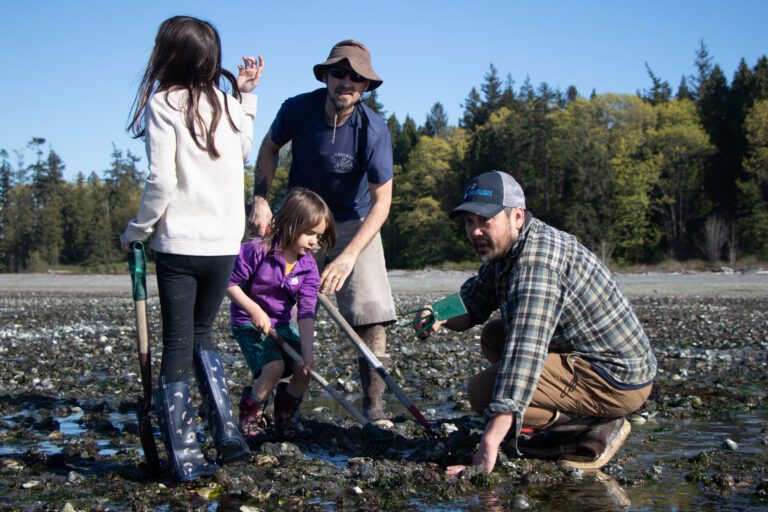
[266,188,336,252]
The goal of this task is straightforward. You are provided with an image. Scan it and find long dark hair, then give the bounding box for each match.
[127,16,240,157]
[264,188,336,253]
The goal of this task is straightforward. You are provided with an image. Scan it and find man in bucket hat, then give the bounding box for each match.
[412,171,656,475]
[249,40,396,428]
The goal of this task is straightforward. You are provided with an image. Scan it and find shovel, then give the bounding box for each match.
[128,241,160,474]
[269,329,388,442]
[317,293,435,435]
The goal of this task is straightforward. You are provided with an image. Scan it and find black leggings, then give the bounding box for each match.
[155,252,236,383]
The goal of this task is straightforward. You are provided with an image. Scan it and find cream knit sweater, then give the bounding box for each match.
[122,88,257,256]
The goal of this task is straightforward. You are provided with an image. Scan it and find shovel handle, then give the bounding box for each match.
[127,241,160,473]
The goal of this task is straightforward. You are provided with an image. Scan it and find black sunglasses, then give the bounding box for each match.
[328,67,367,83]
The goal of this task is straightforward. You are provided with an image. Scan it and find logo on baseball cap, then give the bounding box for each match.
[450,171,526,219]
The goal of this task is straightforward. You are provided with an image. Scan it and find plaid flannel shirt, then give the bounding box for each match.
[460,214,656,435]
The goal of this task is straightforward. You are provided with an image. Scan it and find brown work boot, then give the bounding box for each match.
[508,411,590,459]
[516,429,583,460]
[558,417,632,471]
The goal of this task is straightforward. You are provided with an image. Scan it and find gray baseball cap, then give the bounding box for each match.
[450,171,526,219]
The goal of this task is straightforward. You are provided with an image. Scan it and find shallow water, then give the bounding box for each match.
[1,395,765,510]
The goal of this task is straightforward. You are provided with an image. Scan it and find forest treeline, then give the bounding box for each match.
[1,43,767,272]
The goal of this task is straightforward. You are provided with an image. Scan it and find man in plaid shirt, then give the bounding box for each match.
[415,171,656,476]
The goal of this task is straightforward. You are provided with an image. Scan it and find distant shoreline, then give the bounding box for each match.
[2,270,767,298]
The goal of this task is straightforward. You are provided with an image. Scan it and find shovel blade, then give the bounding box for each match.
[137,398,160,475]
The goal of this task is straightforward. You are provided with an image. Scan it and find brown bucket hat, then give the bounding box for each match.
[313,39,383,91]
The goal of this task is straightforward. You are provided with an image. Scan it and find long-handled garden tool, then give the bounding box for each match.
[268,329,388,442]
[317,293,435,435]
[128,241,160,475]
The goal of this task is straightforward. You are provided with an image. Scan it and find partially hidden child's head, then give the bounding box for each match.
[271,188,336,253]
[149,16,222,90]
[128,16,240,157]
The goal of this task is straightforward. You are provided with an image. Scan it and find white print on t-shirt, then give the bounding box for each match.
[330,153,356,174]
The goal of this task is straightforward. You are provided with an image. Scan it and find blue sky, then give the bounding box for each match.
[1,0,766,181]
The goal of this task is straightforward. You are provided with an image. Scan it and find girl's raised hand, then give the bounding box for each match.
[237,55,264,93]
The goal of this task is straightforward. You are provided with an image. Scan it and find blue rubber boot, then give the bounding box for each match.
[154,378,218,482]
[194,347,250,465]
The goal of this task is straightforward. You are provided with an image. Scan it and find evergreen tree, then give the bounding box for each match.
[386,114,406,167]
[753,56,768,100]
[520,76,535,103]
[422,102,450,137]
[676,77,694,101]
[2,154,35,270]
[0,150,11,266]
[37,149,66,265]
[481,64,504,114]
[61,173,92,264]
[642,62,672,105]
[565,85,579,104]
[501,73,517,109]
[460,87,483,130]
[698,65,735,213]
[394,116,419,167]
[737,98,768,257]
[104,147,143,244]
[363,89,386,117]
[689,40,713,102]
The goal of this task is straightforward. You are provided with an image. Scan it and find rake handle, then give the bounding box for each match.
[269,329,375,429]
[317,293,434,434]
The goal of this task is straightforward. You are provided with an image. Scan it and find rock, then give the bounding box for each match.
[440,423,458,435]
[511,494,531,509]
[66,471,84,484]
[259,441,304,459]
[722,438,738,451]
[2,459,23,470]
[255,454,279,467]
[196,486,220,499]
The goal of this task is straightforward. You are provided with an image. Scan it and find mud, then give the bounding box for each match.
[1,270,767,511]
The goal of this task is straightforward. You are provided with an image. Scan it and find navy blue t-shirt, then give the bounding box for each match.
[270,89,394,221]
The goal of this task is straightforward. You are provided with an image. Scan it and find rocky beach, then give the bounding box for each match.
[1,270,767,511]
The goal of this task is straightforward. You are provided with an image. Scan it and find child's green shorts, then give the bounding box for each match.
[231,324,302,379]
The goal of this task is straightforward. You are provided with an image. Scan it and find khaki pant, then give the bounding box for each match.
[315,219,397,327]
[468,320,652,428]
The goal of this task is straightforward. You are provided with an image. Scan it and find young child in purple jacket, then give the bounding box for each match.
[227,188,336,440]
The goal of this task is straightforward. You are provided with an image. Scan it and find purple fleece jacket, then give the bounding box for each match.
[228,238,320,327]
